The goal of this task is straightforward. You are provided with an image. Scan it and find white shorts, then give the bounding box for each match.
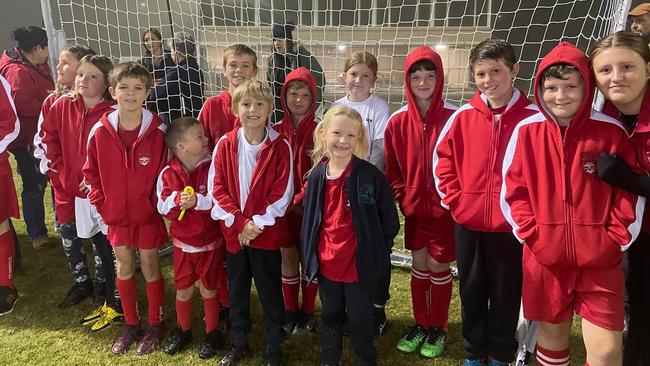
[74,197,107,238]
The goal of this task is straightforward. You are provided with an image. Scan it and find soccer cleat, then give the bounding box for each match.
[198,329,225,359]
[0,286,18,316]
[463,359,488,366]
[419,327,446,358]
[396,324,428,353]
[32,235,55,250]
[90,304,124,331]
[162,327,193,355]
[218,345,250,366]
[373,307,387,337]
[58,280,93,309]
[283,310,298,334]
[135,322,167,355]
[111,324,142,355]
[293,311,316,335]
[80,303,105,325]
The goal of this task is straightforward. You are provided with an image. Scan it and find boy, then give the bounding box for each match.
[199,44,258,149]
[433,39,538,366]
[272,67,319,335]
[384,46,458,358]
[83,62,168,355]
[157,117,225,359]
[209,80,293,366]
[502,42,644,366]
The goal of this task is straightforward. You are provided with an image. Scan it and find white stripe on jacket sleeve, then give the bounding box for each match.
[251,139,294,229]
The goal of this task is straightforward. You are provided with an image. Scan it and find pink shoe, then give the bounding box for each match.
[111,324,142,355]
[135,322,166,355]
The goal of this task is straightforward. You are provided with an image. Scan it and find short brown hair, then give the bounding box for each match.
[286,79,310,92]
[231,80,273,112]
[72,55,113,101]
[108,61,153,89]
[344,51,378,77]
[165,117,201,152]
[469,38,518,73]
[223,44,258,71]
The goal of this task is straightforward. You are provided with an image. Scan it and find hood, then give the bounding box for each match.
[0,48,51,81]
[280,67,317,127]
[533,42,594,127]
[404,46,445,124]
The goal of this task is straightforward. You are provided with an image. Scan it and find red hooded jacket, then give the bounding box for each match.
[433,85,538,233]
[272,67,318,194]
[34,93,60,174]
[384,46,457,244]
[83,108,168,227]
[198,90,239,149]
[209,127,293,254]
[40,95,116,199]
[0,48,54,149]
[501,42,644,269]
[0,75,20,219]
[156,156,221,247]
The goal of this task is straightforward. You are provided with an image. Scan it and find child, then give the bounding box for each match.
[272,66,319,335]
[300,105,399,365]
[209,80,293,366]
[83,61,168,355]
[433,38,538,366]
[384,46,458,357]
[502,41,644,366]
[40,55,123,331]
[332,51,390,172]
[156,117,225,359]
[0,75,20,315]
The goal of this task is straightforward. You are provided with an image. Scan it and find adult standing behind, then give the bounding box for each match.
[629,3,650,44]
[149,31,204,125]
[0,26,54,250]
[267,22,325,124]
[139,28,174,85]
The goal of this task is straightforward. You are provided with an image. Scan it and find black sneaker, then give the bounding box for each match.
[283,310,298,334]
[198,329,225,359]
[218,345,250,366]
[93,281,106,306]
[264,348,283,366]
[293,311,316,335]
[0,286,18,316]
[58,280,93,309]
[373,307,387,337]
[162,327,193,355]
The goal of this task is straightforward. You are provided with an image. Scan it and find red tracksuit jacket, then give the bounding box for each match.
[156,156,221,247]
[501,42,644,269]
[198,90,239,149]
[0,75,20,219]
[34,93,60,174]
[83,108,168,227]
[209,127,293,254]
[433,88,539,232]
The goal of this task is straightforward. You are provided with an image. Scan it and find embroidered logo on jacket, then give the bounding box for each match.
[198,184,207,194]
[138,154,151,166]
[581,152,598,175]
[582,161,596,174]
[359,184,376,204]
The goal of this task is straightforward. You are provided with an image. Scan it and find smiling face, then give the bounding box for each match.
[56,50,79,87]
[542,71,585,126]
[109,76,148,112]
[143,31,163,55]
[224,53,257,90]
[344,63,376,101]
[178,123,210,158]
[409,67,437,104]
[234,95,272,131]
[75,62,107,101]
[322,115,361,162]
[472,58,519,108]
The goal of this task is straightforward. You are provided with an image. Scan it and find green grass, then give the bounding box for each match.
[0,160,588,365]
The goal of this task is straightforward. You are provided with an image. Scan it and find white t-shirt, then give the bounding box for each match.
[237,128,266,209]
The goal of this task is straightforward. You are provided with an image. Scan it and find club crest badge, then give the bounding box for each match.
[198,184,207,194]
[138,154,151,166]
[645,150,650,164]
[581,152,598,175]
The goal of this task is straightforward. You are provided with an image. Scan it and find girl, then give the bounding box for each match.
[589,31,650,366]
[139,28,173,85]
[300,105,400,366]
[40,55,122,331]
[332,51,390,172]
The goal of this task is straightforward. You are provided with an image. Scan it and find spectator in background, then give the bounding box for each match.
[0,26,55,250]
[140,28,174,85]
[149,32,205,125]
[268,22,325,124]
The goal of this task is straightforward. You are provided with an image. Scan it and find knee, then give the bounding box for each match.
[427,256,450,273]
[115,260,135,279]
[587,340,622,365]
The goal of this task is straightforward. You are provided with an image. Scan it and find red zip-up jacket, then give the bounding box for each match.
[34,93,60,174]
[40,96,116,198]
[0,48,54,150]
[83,108,168,226]
[602,88,650,234]
[385,46,457,230]
[501,42,644,269]
[272,67,318,195]
[0,76,19,170]
[433,88,539,232]
[209,127,293,254]
[156,155,221,247]
[198,90,239,149]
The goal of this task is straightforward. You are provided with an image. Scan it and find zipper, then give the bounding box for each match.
[484,113,498,229]
[560,129,576,265]
[422,119,430,215]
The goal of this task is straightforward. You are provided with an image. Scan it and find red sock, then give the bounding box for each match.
[429,269,452,329]
[0,230,15,288]
[116,277,139,325]
[218,260,229,309]
[536,344,570,366]
[145,278,164,326]
[203,295,220,333]
[175,298,192,331]
[411,268,431,328]
[282,275,300,312]
[300,277,318,314]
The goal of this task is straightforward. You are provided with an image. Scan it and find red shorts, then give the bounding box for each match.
[172,241,223,290]
[108,220,168,249]
[282,211,301,248]
[522,249,624,331]
[404,215,456,263]
[53,188,74,225]
[0,168,19,222]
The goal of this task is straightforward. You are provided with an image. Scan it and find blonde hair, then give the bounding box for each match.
[231,79,273,111]
[310,105,368,171]
[223,44,258,71]
[344,51,378,77]
[588,31,650,63]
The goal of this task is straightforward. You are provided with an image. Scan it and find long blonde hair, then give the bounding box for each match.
[310,105,368,171]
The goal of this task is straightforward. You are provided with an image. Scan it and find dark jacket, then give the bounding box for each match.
[139,49,175,82]
[300,157,399,291]
[149,56,204,124]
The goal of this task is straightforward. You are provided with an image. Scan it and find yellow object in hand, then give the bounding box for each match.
[177,186,195,221]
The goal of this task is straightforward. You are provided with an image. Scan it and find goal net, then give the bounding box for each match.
[42,0,632,264]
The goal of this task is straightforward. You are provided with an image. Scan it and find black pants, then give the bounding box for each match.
[10,147,48,240]
[456,225,522,363]
[319,275,376,366]
[227,247,285,351]
[623,231,650,366]
[371,265,391,306]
